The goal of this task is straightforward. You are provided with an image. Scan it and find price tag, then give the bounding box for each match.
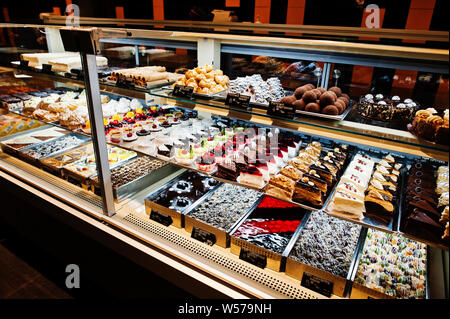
[301,272,333,297]
[268,101,295,119]
[41,64,53,74]
[225,93,250,109]
[150,210,173,227]
[239,247,267,269]
[19,60,29,69]
[191,226,216,246]
[172,84,194,99]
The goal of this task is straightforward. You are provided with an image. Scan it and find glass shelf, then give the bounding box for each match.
[149,86,449,153]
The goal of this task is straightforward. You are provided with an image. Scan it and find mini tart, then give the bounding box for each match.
[148,124,162,132]
[170,117,181,125]
[136,128,150,136]
[123,132,138,142]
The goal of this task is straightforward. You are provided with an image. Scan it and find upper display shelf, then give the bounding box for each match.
[0,24,448,156]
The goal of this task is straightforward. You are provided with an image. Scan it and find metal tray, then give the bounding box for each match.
[162,85,227,100]
[324,151,407,233]
[39,143,94,177]
[91,160,181,202]
[397,158,449,251]
[61,150,136,189]
[348,231,430,299]
[295,102,352,121]
[145,170,222,228]
[284,224,367,298]
[184,193,265,248]
[230,204,311,272]
[262,144,353,212]
[17,132,90,166]
[0,125,55,156]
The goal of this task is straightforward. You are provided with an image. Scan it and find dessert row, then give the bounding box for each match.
[0,126,174,199]
[144,168,429,299]
[1,103,448,248]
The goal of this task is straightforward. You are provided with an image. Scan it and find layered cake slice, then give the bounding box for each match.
[332,190,365,219]
[293,177,323,207]
[266,174,295,201]
[217,161,239,181]
[238,165,265,189]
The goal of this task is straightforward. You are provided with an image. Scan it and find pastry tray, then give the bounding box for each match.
[0,125,55,156]
[295,101,353,121]
[262,144,354,212]
[39,142,94,177]
[284,225,368,298]
[16,132,90,166]
[144,170,223,229]
[90,159,181,202]
[212,89,293,110]
[184,193,265,248]
[162,85,227,100]
[348,233,430,299]
[323,150,407,233]
[397,157,449,251]
[61,150,136,189]
[229,205,311,272]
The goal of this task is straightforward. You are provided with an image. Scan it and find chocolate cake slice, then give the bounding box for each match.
[217,161,238,181]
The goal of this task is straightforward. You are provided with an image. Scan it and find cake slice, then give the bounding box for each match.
[217,161,238,181]
[293,177,323,207]
[279,165,301,182]
[303,170,327,194]
[336,181,365,201]
[341,173,368,193]
[238,165,265,189]
[331,190,364,219]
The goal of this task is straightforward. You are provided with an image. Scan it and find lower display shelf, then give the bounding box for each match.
[0,150,448,299]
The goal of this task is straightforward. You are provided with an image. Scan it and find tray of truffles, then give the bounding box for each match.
[285,211,365,297]
[264,140,351,211]
[213,74,287,108]
[229,196,310,272]
[324,152,405,233]
[408,108,449,146]
[184,183,263,248]
[16,133,91,165]
[213,127,304,191]
[287,84,352,120]
[355,94,420,123]
[61,146,137,189]
[398,160,449,250]
[0,126,68,156]
[349,229,429,299]
[39,142,95,176]
[145,170,222,228]
[169,65,230,98]
[90,155,177,201]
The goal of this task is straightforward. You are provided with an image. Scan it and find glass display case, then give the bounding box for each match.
[0,22,448,299]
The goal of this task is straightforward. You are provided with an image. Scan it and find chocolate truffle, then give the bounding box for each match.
[334,99,346,114]
[293,99,306,111]
[341,93,350,101]
[328,86,342,97]
[294,86,308,99]
[312,89,322,98]
[319,91,336,107]
[305,102,320,113]
[322,105,339,115]
[317,87,326,94]
[304,83,315,90]
[302,91,317,104]
[280,95,297,105]
[337,96,349,106]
